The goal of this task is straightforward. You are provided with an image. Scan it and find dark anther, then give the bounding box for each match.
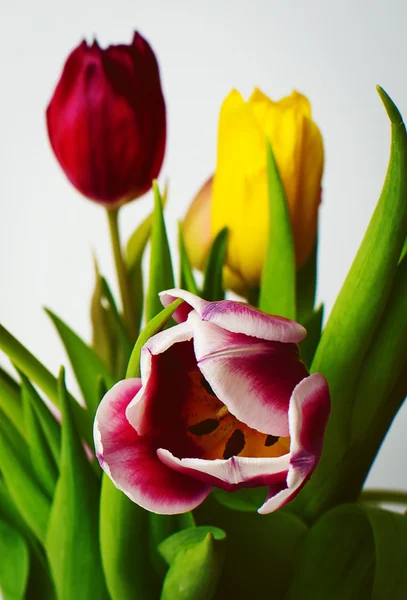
[265,434,279,446]
[201,376,216,396]
[223,429,246,459]
[188,419,219,436]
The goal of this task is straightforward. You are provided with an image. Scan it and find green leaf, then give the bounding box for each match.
[18,374,61,467]
[194,495,307,598]
[296,241,318,324]
[201,228,228,301]
[161,532,225,600]
[0,366,25,438]
[211,487,266,512]
[259,140,296,319]
[297,88,407,522]
[158,525,225,565]
[145,181,175,322]
[126,299,183,378]
[149,512,196,577]
[361,504,407,599]
[99,475,155,600]
[286,504,375,599]
[21,379,58,499]
[0,323,92,448]
[178,222,199,295]
[45,309,115,415]
[0,518,29,600]
[288,503,407,600]
[90,258,119,373]
[299,304,324,368]
[0,410,50,543]
[45,368,108,600]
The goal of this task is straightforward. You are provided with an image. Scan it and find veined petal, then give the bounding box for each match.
[94,378,211,514]
[258,373,330,514]
[160,288,306,343]
[191,316,309,436]
[157,447,290,492]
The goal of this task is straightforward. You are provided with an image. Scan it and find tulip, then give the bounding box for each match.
[184,89,324,289]
[46,32,166,208]
[94,289,330,515]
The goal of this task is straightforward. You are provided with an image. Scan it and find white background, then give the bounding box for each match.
[0,0,406,491]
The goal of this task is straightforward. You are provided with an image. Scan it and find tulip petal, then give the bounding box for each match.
[157,448,289,492]
[258,373,330,514]
[126,321,193,435]
[94,379,211,514]
[160,288,306,342]
[190,316,308,436]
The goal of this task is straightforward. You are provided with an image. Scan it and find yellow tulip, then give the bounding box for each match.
[211,88,324,287]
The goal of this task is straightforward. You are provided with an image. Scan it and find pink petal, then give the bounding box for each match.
[159,289,208,322]
[157,447,290,492]
[126,321,193,435]
[160,288,306,342]
[191,316,309,436]
[258,373,330,514]
[94,379,211,514]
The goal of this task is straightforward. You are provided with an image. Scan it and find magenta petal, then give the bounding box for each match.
[94,379,211,514]
[158,448,290,492]
[160,288,306,342]
[258,373,331,514]
[192,317,309,436]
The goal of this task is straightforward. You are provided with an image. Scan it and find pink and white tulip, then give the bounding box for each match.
[94,289,330,515]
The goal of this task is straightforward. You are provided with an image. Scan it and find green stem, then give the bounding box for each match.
[107,208,138,341]
[360,489,407,505]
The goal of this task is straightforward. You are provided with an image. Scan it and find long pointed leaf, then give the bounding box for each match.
[0,518,30,600]
[126,299,183,378]
[201,228,228,301]
[296,241,318,323]
[259,140,296,319]
[0,411,50,543]
[22,380,58,499]
[0,367,24,438]
[99,475,155,600]
[145,181,175,321]
[0,323,92,447]
[45,309,115,415]
[178,222,199,295]
[297,89,407,522]
[45,368,108,600]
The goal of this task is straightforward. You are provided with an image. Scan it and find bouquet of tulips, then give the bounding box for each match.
[1,30,407,600]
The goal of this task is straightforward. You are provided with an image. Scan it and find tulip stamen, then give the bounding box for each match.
[265,435,279,447]
[188,419,220,436]
[223,429,246,459]
[216,405,230,419]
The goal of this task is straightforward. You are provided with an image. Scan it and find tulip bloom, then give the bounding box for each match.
[94,290,330,515]
[47,32,166,208]
[207,89,323,287]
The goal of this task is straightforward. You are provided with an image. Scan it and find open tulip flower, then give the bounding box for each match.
[94,289,330,515]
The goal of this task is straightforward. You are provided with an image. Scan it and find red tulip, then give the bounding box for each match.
[94,289,330,515]
[46,32,166,207]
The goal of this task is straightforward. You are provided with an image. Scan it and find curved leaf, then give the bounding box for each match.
[259,140,296,319]
[178,222,199,295]
[201,228,228,302]
[0,367,24,438]
[45,309,115,415]
[145,181,175,321]
[45,368,108,600]
[99,475,156,600]
[0,518,29,600]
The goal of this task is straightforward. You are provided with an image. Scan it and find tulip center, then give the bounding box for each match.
[183,368,290,460]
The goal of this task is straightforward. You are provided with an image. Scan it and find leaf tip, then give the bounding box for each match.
[376,85,404,126]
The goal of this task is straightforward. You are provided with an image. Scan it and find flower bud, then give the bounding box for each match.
[46,32,166,208]
[212,89,323,285]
